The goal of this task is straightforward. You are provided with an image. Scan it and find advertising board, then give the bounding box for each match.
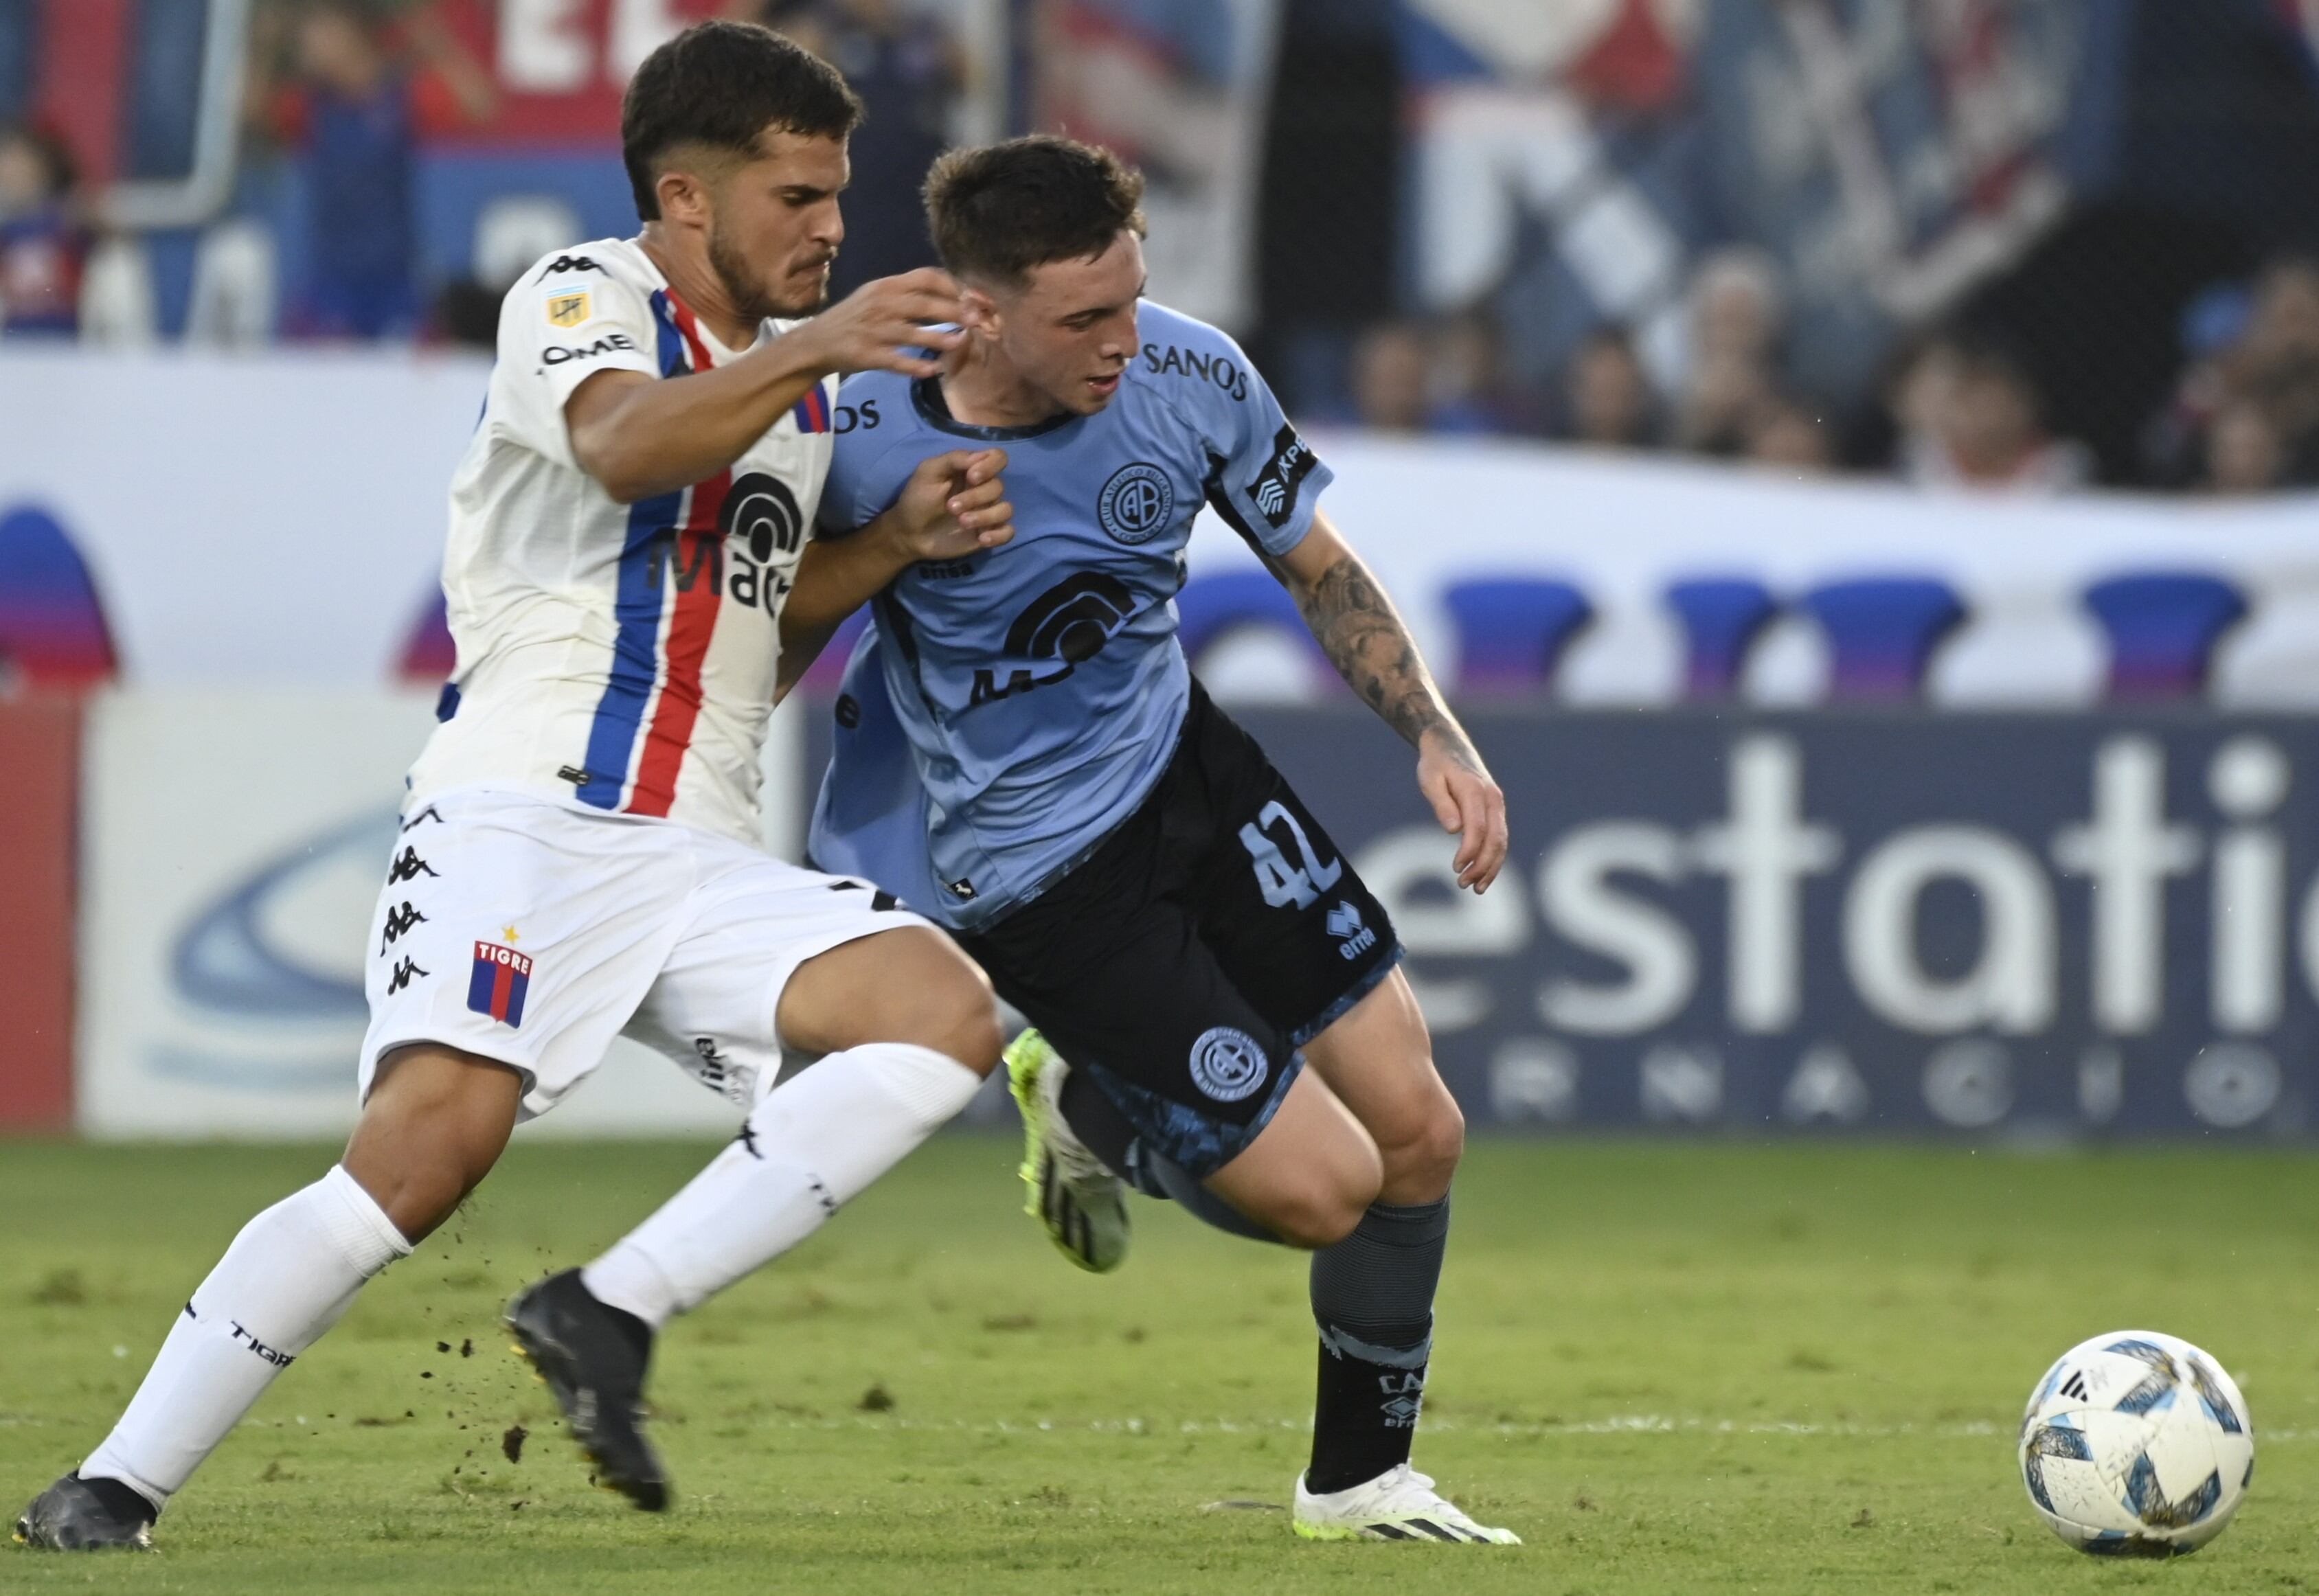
[77,689,806,1139]
[1227,707,2319,1137]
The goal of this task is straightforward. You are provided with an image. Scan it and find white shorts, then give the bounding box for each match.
[357,787,931,1119]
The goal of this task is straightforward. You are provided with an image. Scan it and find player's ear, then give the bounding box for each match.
[958,286,1001,340]
[655,168,712,232]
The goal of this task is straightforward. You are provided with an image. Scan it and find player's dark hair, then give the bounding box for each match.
[923,135,1146,288]
[621,21,861,221]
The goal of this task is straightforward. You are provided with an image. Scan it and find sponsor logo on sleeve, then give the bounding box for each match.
[545,290,591,328]
[1245,425,1318,529]
[542,332,636,367]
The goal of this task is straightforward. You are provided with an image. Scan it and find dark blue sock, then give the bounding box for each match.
[1305,1196,1450,1493]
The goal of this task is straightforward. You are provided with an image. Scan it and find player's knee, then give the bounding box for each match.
[890,954,1004,1075]
[1365,1069,1465,1205]
[1401,1091,1467,1194]
[931,987,1006,1076]
[1264,1153,1383,1250]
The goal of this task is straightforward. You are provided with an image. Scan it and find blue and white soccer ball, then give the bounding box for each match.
[2019,1330,2254,1557]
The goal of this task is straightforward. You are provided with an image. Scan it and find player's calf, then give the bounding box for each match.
[341,1044,525,1241]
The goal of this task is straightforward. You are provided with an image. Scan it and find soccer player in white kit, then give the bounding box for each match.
[16,21,1017,1549]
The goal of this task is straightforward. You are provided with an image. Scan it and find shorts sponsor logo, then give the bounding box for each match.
[1326,899,1377,959]
[1097,461,1174,545]
[1188,1025,1269,1102]
[466,941,532,1028]
[545,290,591,328]
[690,1037,756,1106]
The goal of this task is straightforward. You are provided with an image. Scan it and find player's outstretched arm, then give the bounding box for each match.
[1272,511,1508,893]
[565,269,967,504]
[773,449,1014,703]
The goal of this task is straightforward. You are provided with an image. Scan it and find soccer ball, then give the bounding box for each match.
[2018,1330,2254,1556]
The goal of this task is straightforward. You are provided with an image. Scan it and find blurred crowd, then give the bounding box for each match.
[1324,249,2319,500]
[3,0,2318,501]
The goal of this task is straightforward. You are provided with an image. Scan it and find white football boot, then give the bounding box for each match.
[1293,1464,1521,1544]
[1005,1029,1130,1273]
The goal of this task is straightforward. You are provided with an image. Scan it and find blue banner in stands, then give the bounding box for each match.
[808,706,2319,1137]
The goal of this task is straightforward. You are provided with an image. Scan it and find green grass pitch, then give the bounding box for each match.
[3,1135,2316,1594]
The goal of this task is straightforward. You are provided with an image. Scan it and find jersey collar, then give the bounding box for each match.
[911,376,1083,442]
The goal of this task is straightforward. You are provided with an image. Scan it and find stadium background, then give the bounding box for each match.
[1,0,2318,1148]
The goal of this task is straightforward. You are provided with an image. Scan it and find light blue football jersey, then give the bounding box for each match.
[806,301,1331,929]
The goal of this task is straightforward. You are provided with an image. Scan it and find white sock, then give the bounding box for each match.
[81,1165,409,1507]
[582,1043,982,1328]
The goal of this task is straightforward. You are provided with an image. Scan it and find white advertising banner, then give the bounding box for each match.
[0,347,485,686]
[77,688,806,1140]
[8,350,2319,699]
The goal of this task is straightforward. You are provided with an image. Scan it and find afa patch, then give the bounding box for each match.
[466,941,532,1027]
[545,290,591,328]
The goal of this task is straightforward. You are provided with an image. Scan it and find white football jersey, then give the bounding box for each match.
[407,238,837,844]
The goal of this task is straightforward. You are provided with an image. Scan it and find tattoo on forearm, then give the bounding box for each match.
[1291,554,1480,767]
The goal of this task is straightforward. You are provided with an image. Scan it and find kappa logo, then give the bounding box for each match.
[379,900,427,953]
[1245,424,1317,527]
[538,254,604,279]
[387,845,437,885]
[1188,1026,1269,1103]
[1324,900,1377,960]
[387,957,428,994]
[1096,460,1174,545]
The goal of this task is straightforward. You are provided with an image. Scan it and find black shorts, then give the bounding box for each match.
[959,683,1402,1179]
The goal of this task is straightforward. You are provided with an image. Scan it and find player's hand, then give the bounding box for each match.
[883,448,1015,565]
[1416,729,1508,893]
[792,268,966,378]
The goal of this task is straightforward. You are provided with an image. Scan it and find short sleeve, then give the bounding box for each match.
[493,254,663,470]
[1195,339,1333,558]
[815,374,896,539]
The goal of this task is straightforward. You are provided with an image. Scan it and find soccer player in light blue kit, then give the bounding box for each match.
[781,137,1516,1542]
